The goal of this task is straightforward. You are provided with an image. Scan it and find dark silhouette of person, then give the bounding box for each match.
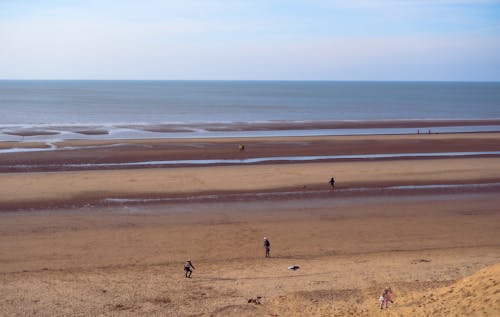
[264,237,271,258]
[329,177,335,189]
[184,260,195,278]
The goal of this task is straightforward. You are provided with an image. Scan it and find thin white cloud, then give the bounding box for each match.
[2,29,499,80]
[0,0,499,80]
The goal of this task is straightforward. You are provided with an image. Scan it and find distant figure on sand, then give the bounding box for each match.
[386,287,393,305]
[379,287,393,309]
[379,294,385,309]
[264,237,271,258]
[184,260,195,278]
[239,144,245,151]
[329,177,335,190]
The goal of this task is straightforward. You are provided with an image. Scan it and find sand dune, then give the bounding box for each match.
[260,263,500,317]
[385,262,500,316]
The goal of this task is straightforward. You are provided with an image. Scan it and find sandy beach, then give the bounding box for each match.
[1,132,499,316]
[3,0,500,314]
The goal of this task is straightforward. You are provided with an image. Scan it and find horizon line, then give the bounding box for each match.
[1,79,500,83]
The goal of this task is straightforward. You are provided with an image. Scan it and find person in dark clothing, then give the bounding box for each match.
[264,237,271,258]
[184,260,195,278]
[329,177,335,189]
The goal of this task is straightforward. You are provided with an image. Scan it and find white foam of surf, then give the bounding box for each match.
[2,124,500,143]
[0,143,57,154]
[0,142,131,154]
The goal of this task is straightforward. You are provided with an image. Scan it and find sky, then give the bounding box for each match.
[1,0,499,80]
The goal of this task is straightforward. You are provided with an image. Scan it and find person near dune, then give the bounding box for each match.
[379,287,393,309]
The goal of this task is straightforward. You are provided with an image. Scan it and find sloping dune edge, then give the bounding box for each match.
[215,263,500,316]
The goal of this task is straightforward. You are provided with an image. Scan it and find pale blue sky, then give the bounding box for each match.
[1,0,499,80]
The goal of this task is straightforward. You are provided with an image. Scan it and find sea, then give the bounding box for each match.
[1,80,500,141]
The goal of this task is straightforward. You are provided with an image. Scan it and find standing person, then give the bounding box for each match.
[329,177,335,190]
[264,237,271,258]
[184,260,195,278]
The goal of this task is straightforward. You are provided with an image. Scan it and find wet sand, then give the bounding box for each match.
[2,133,500,170]
[0,132,499,316]
[0,132,500,210]
[1,157,500,211]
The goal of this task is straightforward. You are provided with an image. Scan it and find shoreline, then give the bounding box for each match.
[2,132,500,167]
[2,119,500,142]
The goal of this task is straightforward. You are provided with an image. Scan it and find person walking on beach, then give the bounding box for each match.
[329,177,335,190]
[264,237,271,258]
[184,260,195,278]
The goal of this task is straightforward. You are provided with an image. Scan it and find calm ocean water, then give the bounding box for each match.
[1,80,500,142]
[1,80,500,125]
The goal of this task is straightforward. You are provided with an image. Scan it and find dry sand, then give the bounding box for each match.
[0,132,499,316]
[0,193,499,316]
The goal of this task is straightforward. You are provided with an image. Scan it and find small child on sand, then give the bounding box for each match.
[379,294,385,309]
[379,287,393,309]
[386,288,394,306]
